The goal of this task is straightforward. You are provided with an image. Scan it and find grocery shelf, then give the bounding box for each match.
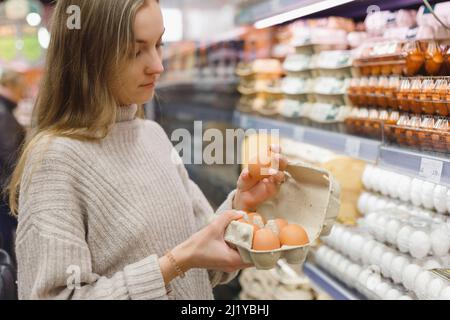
[233,111,381,162]
[378,146,450,187]
[303,262,367,300]
[157,78,238,91]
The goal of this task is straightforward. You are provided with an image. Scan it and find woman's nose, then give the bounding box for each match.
[145,51,164,75]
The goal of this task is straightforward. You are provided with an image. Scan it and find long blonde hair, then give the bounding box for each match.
[7,0,148,215]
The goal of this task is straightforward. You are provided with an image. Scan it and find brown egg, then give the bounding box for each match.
[252,228,281,251]
[275,218,288,231]
[247,212,266,225]
[237,218,260,233]
[248,154,273,180]
[279,224,309,246]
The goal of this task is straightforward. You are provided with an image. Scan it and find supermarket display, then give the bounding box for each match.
[2,0,450,302]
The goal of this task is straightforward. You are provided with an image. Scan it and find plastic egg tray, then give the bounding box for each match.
[225,162,340,270]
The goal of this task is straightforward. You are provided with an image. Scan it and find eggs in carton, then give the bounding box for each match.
[225,162,340,270]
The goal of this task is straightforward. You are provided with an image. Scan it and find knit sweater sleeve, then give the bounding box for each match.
[16,140,169,300]
[172,154,239,287]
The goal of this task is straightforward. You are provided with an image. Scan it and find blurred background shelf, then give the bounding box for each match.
[303,262,368,300]
[233,111,381,162]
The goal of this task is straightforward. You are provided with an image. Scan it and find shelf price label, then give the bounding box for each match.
[419,158,443,184]
[293,127,305,142]
[345,138,361,158]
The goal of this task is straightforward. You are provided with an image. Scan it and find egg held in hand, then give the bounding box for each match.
[248,155,273,181]
[279,224,309,246]
[252,228,281,251]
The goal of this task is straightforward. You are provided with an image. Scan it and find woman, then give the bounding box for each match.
[8,0,286,300]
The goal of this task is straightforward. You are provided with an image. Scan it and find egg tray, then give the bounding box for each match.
[225,162,341,270]
[383,124,450,153]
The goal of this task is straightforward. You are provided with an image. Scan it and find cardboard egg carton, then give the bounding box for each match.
[225,162,340,270]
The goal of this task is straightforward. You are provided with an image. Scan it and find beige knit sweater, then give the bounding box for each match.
[15,104,237,300]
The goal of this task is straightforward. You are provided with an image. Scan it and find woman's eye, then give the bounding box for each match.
[156,42,165,49]
[135,50,142,57]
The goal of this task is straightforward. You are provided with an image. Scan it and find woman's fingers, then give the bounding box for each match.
[237,167,260,192]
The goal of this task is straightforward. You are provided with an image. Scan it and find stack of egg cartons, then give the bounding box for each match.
[279,26,353,130]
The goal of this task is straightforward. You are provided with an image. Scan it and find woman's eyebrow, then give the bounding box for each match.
[136,28,166,44]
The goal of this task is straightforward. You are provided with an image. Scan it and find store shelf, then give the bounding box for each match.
[378,146,450,187]
[233,111,381,162]
[303,262,367,300]
[157,78,238,91]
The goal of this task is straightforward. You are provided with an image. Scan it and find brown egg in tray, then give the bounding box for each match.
[384,114,450,153]
[354,40,448,77]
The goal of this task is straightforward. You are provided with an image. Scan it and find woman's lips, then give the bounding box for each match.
[140,82,155,88]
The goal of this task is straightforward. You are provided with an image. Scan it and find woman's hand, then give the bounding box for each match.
[161,211,252,284]
[233,145,288,212]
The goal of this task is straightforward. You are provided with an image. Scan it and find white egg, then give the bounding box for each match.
[374,216,388,242]
[381,251,396,278]
[332,226,344,248]
[365,212,378,230]
[410,178,424,207]
[397,226,414,253]
[384,289,402,300]
[421,182,436,210]
[438,255,450,267]
[317,246,326,258]
[402,264,422,291]
[330,253,341,268]
[433,185,448,214]
[387,173,400,199]
[409,230,432,259]
[397,295,413,300]
[375,282,391,298]
[350,234,365,261]
[430,226,450,256]
[366,195,379,215]
[380,171,391,196]
[440,286,450,300]
[366,274,382,291]
[375,198,388,211]
[391,256,409,284]
[341,231,353,253]
[338,259,350,278]
[358,269,372,286]
[362,241,377,265]
[370,244,385,267]
[414,271,432,299]
[371,168,383,193]
[398,176,412,202]
[362,165,374,190]
[386,219,401,244]
[346,264,362,283]
[357,192,370,214]
[421,259,442,271]
[427,278,445,300]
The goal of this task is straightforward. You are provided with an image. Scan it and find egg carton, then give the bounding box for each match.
[323,225,450,299]
[362,209,450,259]
[315,245,415,300]
[225,162,340,270]
[361,165,450,215]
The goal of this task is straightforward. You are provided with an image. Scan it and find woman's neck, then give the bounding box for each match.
[116,104,138,122]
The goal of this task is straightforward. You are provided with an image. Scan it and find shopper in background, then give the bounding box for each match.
[0,69,26,260]
[8,0,286,300]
